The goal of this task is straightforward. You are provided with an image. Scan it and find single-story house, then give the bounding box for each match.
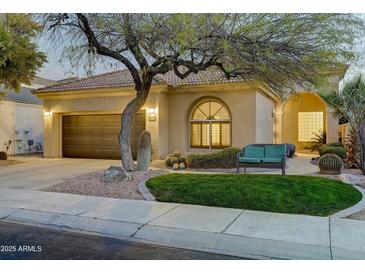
[33,67,346,160]
[0,77,57,155]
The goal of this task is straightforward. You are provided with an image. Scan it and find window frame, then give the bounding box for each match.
[298,111,324,142]
[190,99,231,149]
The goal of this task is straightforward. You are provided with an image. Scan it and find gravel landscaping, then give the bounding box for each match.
[347,209,365,220]
[42,169,168,200]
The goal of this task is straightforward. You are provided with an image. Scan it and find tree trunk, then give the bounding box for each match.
[119,96,146,171]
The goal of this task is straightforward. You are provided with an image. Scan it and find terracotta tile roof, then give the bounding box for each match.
[34,69,246,93]
[162,69,245,86]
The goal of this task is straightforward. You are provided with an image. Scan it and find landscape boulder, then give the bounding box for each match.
[101,166,132,183]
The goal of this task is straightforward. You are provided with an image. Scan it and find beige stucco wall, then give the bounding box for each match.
[39,83,268,160]
[38,76,342,159]
[255,92,275,144]
[42,90,165,159]
[167,87,258,156]
[0,100,43,155]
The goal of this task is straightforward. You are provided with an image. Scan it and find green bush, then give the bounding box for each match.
[327,142,344,147]
[319,145,346,159]
[187,147,241,169]
[178,156,186,164]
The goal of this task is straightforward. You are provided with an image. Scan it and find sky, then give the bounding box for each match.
[36,15,365,85]
[36,36,115,81]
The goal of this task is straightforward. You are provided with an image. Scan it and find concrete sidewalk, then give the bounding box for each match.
[1,188,365,259]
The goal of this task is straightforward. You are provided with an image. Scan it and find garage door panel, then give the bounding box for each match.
[62,112,145,160]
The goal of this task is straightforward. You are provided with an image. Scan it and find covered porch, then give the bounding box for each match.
[275,92,339,151]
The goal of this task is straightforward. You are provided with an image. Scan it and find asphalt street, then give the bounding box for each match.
[0,221,243,260]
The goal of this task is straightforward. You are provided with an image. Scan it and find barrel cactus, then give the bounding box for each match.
[170,156,179,166]
[164,154,174,167]
[318,153,344,175]
[172,149,182,158]
[137,130,152,171]
[164,149,186,169]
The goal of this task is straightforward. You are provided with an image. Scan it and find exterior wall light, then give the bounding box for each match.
[148,107,157,121]
[44,111,52,118]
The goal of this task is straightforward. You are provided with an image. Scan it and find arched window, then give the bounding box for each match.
[190,99,231,149]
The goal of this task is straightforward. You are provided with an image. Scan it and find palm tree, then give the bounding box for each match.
[319,75,365,174]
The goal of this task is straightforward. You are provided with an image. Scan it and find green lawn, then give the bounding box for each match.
[146,173,362,216]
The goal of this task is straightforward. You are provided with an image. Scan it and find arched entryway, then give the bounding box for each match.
[278,92,333,151]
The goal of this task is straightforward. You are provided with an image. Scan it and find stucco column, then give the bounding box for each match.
[43,112,61,158]
[157,93,169,159]
[274,101,286,144]
[326,109,339,144]
[143,93,169,160]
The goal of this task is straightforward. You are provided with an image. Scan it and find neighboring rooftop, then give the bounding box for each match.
[21,76,58,89]
[33,69,246,93]
[1,87,43,105]
[1,76,57,104]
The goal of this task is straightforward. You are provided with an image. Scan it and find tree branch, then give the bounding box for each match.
[75,13,142,90]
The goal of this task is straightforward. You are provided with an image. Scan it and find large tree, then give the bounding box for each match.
[42,13,363,171]
[0,14,46,91]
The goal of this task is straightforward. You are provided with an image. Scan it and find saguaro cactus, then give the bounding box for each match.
[137,130,152,171]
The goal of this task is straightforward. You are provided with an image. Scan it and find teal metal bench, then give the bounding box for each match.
[236,144,287,175]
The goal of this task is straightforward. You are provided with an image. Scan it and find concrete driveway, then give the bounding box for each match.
[0,156,120,190]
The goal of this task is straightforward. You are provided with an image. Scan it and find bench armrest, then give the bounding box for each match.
[282,154,287,164]
[236,151,242,160]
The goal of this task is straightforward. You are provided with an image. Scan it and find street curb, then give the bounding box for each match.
[137,176,156,201]
[331,174,365,218]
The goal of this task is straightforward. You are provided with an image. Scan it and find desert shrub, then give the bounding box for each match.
[187,147,241,169]
[344,128,360,168]
[178,156,186,164]
[319,145,346,159]
[310,130,327,151]
[0,151,7,160]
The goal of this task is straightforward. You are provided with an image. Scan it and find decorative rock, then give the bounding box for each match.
[101,166,132,183]
[172,163,180,170]
[179,162,186,169]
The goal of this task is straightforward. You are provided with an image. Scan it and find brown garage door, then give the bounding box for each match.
[62,112,146,160]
